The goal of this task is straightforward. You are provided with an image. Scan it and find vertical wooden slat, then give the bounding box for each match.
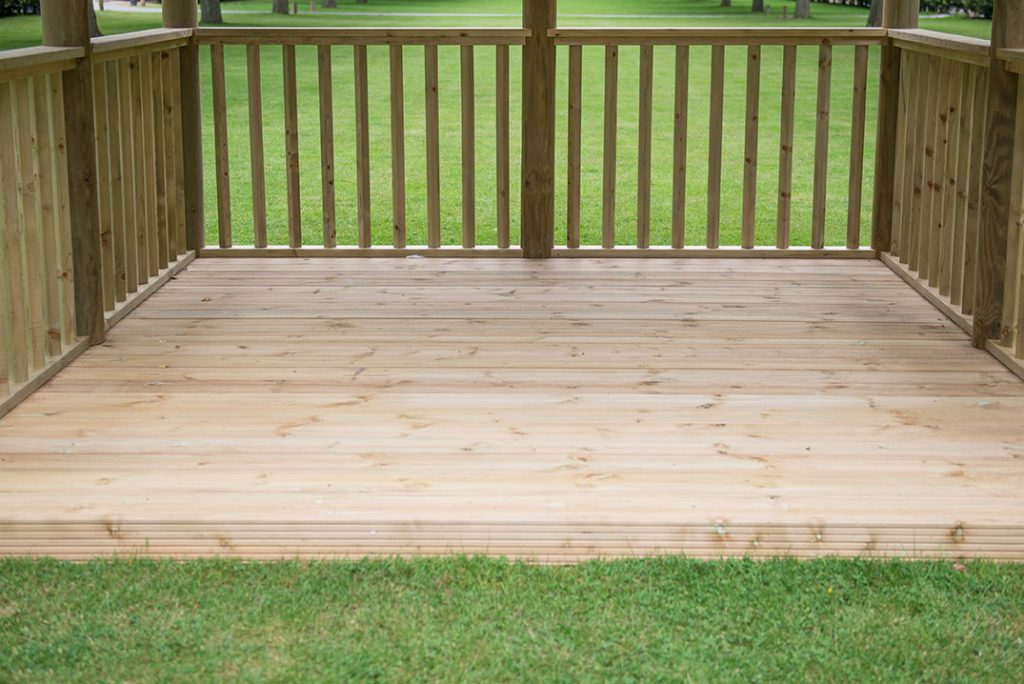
[104,62,126,303]
[891,49,914,258]
[0,82,28,384]
[776,45,796,250]
[247,44,267,248]
[161,51,181,260]
[938,61,964,296]
[151,51,169,269]
[636,44,653,250]
[49,72,75,347]
[354,44,371,248]
[741,45,761,249]
[707,44,725,249]
[928,58,954,289]
[15,78,45,370]
[460,45,475,248]
[847,45,869,250]
[811,43,832,250]
[495,44,510,249]
[0,118,9,393]
[169,50,187,257]
[951,66,977,307]
[962,67,987,316]
[424,45,441,249]
[92,65,115,311]
[318,45,336,248]
[907,54,934,273]
[389,45,407,249]
[140,54,159,276]
[115,59,138,294]
[918,57,943,281]
[210,44,232,248]
[671,45,689,250]
[566,44,582,249]
[601,45,618,249]
[283,44,301,248]
[126,58,147,289]
[33,74,62,359]
[1001,79,1024,351]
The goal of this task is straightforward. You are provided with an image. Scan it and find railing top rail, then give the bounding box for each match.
[549,27,885,46]
[0,45,83,82]
[91,28,192,62]
[888,28,990,66]
[193,27,531,46]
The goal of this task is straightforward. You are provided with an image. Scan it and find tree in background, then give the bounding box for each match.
[272,0,289,14]
[323,0,337,7]
[867,0,882,26]
[753,0,764,12]
[795,0,810,19]
[720,0,731,6]
[201,0,223,24]
[88,1,100,37]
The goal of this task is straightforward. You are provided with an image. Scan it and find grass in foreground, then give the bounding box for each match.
[1,557,1023,681]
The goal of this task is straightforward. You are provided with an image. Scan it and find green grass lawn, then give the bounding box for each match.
[1,557,1023,681]
[0,1,993,247]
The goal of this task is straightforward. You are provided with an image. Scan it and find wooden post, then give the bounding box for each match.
[41,0,104,345]
[163,0,205,253]
[974,0,1024,347]
[520,0,556,258]
[870,0,918,253]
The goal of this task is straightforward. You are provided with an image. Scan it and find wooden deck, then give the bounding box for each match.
[1,258,1023,561]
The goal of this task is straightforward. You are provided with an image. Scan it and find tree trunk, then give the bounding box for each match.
[355,0,367,4]
[867,0,883,27]
[201,0,224,24]
[794,0,810,19]
[720,0,731,6]
[752,0,764,11]
[87,2,101,37]
[272,0,289,14]
[323,0,337,6]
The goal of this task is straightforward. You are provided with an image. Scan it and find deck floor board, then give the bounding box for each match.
[1,258,1023,560]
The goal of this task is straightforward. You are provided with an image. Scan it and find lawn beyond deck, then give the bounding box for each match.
[1,257,1022,560]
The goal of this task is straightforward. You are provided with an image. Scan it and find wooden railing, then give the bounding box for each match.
[0,45,86,415]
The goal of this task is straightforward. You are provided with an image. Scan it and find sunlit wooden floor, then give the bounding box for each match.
[2,257,1023,561]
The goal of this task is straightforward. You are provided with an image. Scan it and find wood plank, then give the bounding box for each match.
[707,45,724,249]
[103,62,127,303]
[548,28,885,46]
[139,54,159,276]
[961,66,987,316]
[424,45,441,249]
[32,74,62,360]
[847,45,869,250]
[811,44,832,250]
[741,45,760,249]
[48,72,75,348]
[1003,78,1024,353]
[460,45,475,249]
[318,45,336,249]
[150,51,169,270]
[567,44,582,249]
[927,58,954,290]
[283,44,301,248]
[246,45,267,248]
[115,59,138,295]
[891,49,914,258]
[908,54,936,274]
[636,44,653,249]
[950,66,978,308]
[938,61,964,296]
[495,45,510,250]
[601,45,618,249]
[672,45,689,250]
[163,50,185,260]
[0,81,29,384]
[194,27,531,46]
[389,45,406,249]
[776,45,796,250]
[92,66,115,312]
[354,45,371,249]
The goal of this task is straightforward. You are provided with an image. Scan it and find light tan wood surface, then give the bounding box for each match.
[1,258,1022,561]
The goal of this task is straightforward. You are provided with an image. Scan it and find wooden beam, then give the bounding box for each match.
[871,0,919,253]
[520,0,556,258]
[40,0,104,345]
[974,0,1024,346]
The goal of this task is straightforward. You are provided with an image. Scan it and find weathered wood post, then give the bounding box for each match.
[164,0,205,253]
[520,0,556,258]
[974,0,1024,347]
[41,0,104,345]
[870,0,918,253]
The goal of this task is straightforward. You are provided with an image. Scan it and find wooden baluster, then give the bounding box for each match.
[104,62,126,302]
[847,45,869,250]
[891,50,914,259]
[927,58,954,289]
[0,82,28,384]
[211,45,231,248]
[318,45,336,248]
[811,43,832,250]
[33,74,62,359]
[567,44,582,249]
[741,45,761,249]
[425,45,441,249]
[601,45,618,249]
[671,45,689,250]
[916,57,941,279]
[283,44,301,248]
[938,61,964,296]
[951,66,978,307]
[49,72,76,347]
[140,55,159,275]
[390,45,407,249]
[354,45,371,248]
[776,45,796,250]
[247,45,267,248]
[161,51,182,260]
[636,44,653,249]
[116,59,138,294]
[170,50,187,258]
[962,67,986,316]
[707,44,724,249]
[461,45,475,248]
[129,56,150,285]
[496,44,510,249]
[907,55,933,274]
[93,65,115,310]
[15,78,45,369]
[1005,79,1024,355]
[151,51,169,269]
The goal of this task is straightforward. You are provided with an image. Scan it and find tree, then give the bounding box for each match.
[867,0,882,27]
[752,0,764,11]
[272,0,289,14]
[794,0,810,19]
[323,0,337,7]
[201,0,223,24]
[87,2,101,37]
[720,0,731,6]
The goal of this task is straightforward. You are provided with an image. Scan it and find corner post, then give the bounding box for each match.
[974,0,1024,347]
[41,0,104,345]
[870,0,918,253]
[164,0,205,253]
[520,0,556,258]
